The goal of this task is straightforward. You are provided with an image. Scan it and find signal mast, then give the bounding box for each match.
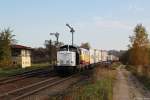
[50,32,60,46]
[66,24,75,46]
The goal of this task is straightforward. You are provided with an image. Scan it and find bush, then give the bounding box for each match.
[126,65,150,90]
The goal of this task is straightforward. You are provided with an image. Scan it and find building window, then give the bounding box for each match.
[13,61,15,64]
[13,61,17,65]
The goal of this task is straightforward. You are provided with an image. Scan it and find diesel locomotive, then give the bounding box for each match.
[54,45,108,74]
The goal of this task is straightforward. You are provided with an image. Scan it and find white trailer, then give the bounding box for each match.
[98,50,102,62]
[108,54,119,61]
[89,49,95,64]
[101,50,108,62]
[94,49,102,63]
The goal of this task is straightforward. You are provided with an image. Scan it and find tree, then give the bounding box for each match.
[31,47,49,63]
[80,42,91,50]
[0,28,16,67]
[119,50,131,65]
[44,39,64,65]
[45,40,56,65]
[129,24,149,65]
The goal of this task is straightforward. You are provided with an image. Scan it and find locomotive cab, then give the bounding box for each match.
[55,45,80,74]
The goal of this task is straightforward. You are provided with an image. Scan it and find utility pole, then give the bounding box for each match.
[45,40,52,64]
[66,23,75,46]
[50,32,60,47]
[50,32,60,65]
[49,40,52,64]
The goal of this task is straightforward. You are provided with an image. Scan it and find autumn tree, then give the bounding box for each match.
[120,50,131,65]
[80,42,91,50]
[129,24,149,66]
[0,28,16,67]
[44,40,64,65]
[31,47,49,63]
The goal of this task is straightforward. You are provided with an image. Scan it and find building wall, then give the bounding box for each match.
[12,49,31,68]
[21,56,31,68]
[21,49,31,68]
[12,56,22,66]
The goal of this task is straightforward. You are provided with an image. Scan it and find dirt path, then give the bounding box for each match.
[113,66,150,100]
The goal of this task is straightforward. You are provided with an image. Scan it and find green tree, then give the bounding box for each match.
[129,24,149,65]
[0,28,16,67]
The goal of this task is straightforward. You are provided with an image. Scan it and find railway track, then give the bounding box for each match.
[0,68,54,85]
[0,68,45,80]
[0,75,75,100]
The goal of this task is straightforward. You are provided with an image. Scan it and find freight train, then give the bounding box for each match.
[54,45,116,74]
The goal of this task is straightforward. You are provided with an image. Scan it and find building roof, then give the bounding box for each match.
[11,44,32,50]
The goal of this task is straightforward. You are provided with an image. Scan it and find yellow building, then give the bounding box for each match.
[11,45,32,68]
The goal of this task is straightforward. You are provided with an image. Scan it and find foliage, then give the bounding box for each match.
[32,39,63,64]
[126,65,150,90]
[31,47,49,63]
[136,75,150,90]
[80,42,91,50]
[119,49,131,65]
[0,28,16,67]
[120,24,150,90]
[44,40,58,64]
[111,62,121,69]
[129,24,149,65]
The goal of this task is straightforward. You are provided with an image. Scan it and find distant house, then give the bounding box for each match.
[11,45,32,68]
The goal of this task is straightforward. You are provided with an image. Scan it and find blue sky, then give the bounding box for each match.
[0,0,150,50]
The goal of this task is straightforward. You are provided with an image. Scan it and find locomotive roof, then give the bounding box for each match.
[59,45,78,49]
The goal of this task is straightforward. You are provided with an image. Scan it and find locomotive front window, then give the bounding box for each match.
[58,45,79,53]
[59,48,68,51]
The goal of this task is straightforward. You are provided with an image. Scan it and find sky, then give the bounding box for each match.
[0,0,150,50]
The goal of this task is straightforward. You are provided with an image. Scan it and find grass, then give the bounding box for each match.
[125,65,150,90]
[60,66,117,100]
[136,75,150,90]
[0,63,51,77]
[111,62,121,70]
[68,79,113,100]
